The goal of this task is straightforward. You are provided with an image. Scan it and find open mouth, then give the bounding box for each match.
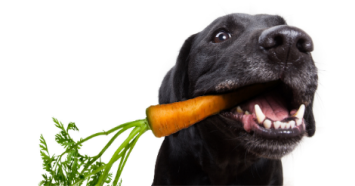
[221,82,306,138]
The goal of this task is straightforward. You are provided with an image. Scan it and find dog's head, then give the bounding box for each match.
[159,13,317,159]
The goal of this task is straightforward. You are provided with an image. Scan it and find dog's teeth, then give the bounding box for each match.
[274,121,282,129]
[237,106,243,114]
[288,120,296,128]
[293,104,305,125]
[254,104,265,123]
[285,123,291,129]
[280,122,287,129]
[263,119,272,129]
[245,111,250,115]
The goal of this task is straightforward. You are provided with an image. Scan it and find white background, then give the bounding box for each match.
[0,0,354,185]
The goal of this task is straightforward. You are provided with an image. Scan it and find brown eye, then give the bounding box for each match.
[213,30,231,43]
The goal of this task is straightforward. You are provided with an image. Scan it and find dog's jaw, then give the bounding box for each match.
[214,81,312,159]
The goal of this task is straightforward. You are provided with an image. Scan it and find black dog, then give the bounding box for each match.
[152,13,317,185]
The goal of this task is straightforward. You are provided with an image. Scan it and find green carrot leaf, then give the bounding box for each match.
[40,118,148,186]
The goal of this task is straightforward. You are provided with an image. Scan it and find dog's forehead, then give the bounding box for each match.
[196,14,286,42]
[213,13,286,28]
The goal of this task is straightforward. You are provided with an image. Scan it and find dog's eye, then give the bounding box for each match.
[213,30,231,43]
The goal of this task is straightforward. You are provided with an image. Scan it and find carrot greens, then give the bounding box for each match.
[39,118,148,186]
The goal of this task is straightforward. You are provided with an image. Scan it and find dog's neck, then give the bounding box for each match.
[165,118,282,185]
[195,119,261,183]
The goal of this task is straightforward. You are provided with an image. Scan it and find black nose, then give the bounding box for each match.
[259,25,313,62]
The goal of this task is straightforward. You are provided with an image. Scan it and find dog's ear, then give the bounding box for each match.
[159,34,197,104]
[305,101,316,137]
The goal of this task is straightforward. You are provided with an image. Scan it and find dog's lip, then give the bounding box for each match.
[252,120,306,138]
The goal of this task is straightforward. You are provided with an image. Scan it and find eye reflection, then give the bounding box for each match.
[214,30,231,43]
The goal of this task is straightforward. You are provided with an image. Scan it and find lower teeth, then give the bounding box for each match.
[261,120,298,129]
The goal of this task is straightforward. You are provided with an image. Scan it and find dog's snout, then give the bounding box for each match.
[258,25,313,62]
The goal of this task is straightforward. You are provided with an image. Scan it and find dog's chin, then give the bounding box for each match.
[236,128,304,159]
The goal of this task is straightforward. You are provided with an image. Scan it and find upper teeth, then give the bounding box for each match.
[293,104,305,126]
[254,104,265,123]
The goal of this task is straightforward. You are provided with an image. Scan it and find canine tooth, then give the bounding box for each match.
[293,104,305,125]
[280,122,287,129]
[245,111,250,115]
[237,106,243,114]
[263,119,272,129]
[274,121,282,129]
[288,120,296,128]
[296,119,303,126]
[254,104,265,123]
[285,123,291,129]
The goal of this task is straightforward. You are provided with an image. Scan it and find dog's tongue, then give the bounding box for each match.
[243,89,289,121]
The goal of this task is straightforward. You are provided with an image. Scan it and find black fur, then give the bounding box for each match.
[153,13,317,185]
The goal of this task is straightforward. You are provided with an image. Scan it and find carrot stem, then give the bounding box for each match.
[79,120,144,175]
[79,120,142,145]
[67,119,148,186]
[95,119,148,186]
[112,124,148,185]
[59,120,140,160]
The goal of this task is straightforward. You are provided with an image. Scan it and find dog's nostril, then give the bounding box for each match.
[296,39,306,52]
[296,38,313,53]
[259,27,286,50]
[273,35,283,48]
[259,35,283,49]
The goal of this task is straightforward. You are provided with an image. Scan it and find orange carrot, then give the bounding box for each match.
[146,81,279,137]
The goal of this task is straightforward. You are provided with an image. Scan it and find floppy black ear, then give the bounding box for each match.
[305,101,316,137]
[158,34,197,104]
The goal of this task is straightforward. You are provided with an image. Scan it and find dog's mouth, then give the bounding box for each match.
[221,82,306,139]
